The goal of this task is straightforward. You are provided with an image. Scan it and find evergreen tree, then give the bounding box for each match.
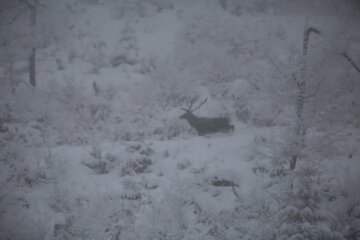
[277,159,344,240]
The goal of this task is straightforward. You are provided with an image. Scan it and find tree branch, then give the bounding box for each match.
[266,51,290,80]
[342,52,360,74]
[7,7,27,25]
[292,73,299,86]
[20,0,34,9]
[305,78,325,99]
[303,27,320,56]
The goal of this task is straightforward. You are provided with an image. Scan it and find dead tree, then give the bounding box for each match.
[289,27,320,171]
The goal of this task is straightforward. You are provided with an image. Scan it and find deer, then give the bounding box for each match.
[180,97,234,136]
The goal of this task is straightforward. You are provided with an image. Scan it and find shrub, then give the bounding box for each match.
[120,142,154,176]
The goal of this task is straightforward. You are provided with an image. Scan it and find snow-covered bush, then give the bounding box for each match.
[135,187,186,240]
[276,161,344,240]
[120,142,154,176]
[87,38,108,74]
[218,0,273,16]
[111,22,139,67]
[108,0,174,19]
[82,145,108,174]
[153,117,193,139]
[136,56,158,75]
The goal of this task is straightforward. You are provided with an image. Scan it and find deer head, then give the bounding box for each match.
[179,97,208,120]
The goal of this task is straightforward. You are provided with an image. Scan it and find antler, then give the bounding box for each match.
[191,97,207,112]
[181,97,196,111]
[181,97,208,112]
[189,97,207,112]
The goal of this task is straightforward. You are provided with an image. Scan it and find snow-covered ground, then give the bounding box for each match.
[1,120,275,239]
[29,122,266,216]
[1,1,359,239]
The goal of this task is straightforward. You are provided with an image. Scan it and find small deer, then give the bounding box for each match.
[180,97,234,136]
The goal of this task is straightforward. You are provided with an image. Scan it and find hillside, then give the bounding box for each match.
[0,1,360,240]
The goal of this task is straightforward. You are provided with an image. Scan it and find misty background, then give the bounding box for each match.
[0,0,360,239]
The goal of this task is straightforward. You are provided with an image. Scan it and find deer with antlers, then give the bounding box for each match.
[180,97,234,136]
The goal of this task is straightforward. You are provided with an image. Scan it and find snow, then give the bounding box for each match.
[136,10,181,59]
[24,122,262,214]
[1,1,359,239]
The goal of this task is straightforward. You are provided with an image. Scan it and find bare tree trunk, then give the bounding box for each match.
[290,78,306,170]
[289,27,320,171]
[342,52,360,75]
[92,81,100,96]
[9,56,16,93]
[29,0,37,87]
[29,48,36,87]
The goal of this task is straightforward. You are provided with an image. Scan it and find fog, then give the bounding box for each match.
[0,0,359,239]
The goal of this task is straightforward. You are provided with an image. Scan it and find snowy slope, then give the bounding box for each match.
[2,1,359,239]
[40,123,264,208]
[0,121,272,239]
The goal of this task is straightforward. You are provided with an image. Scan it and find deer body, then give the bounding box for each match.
[180,98,234,136]
[181,113,233,136]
